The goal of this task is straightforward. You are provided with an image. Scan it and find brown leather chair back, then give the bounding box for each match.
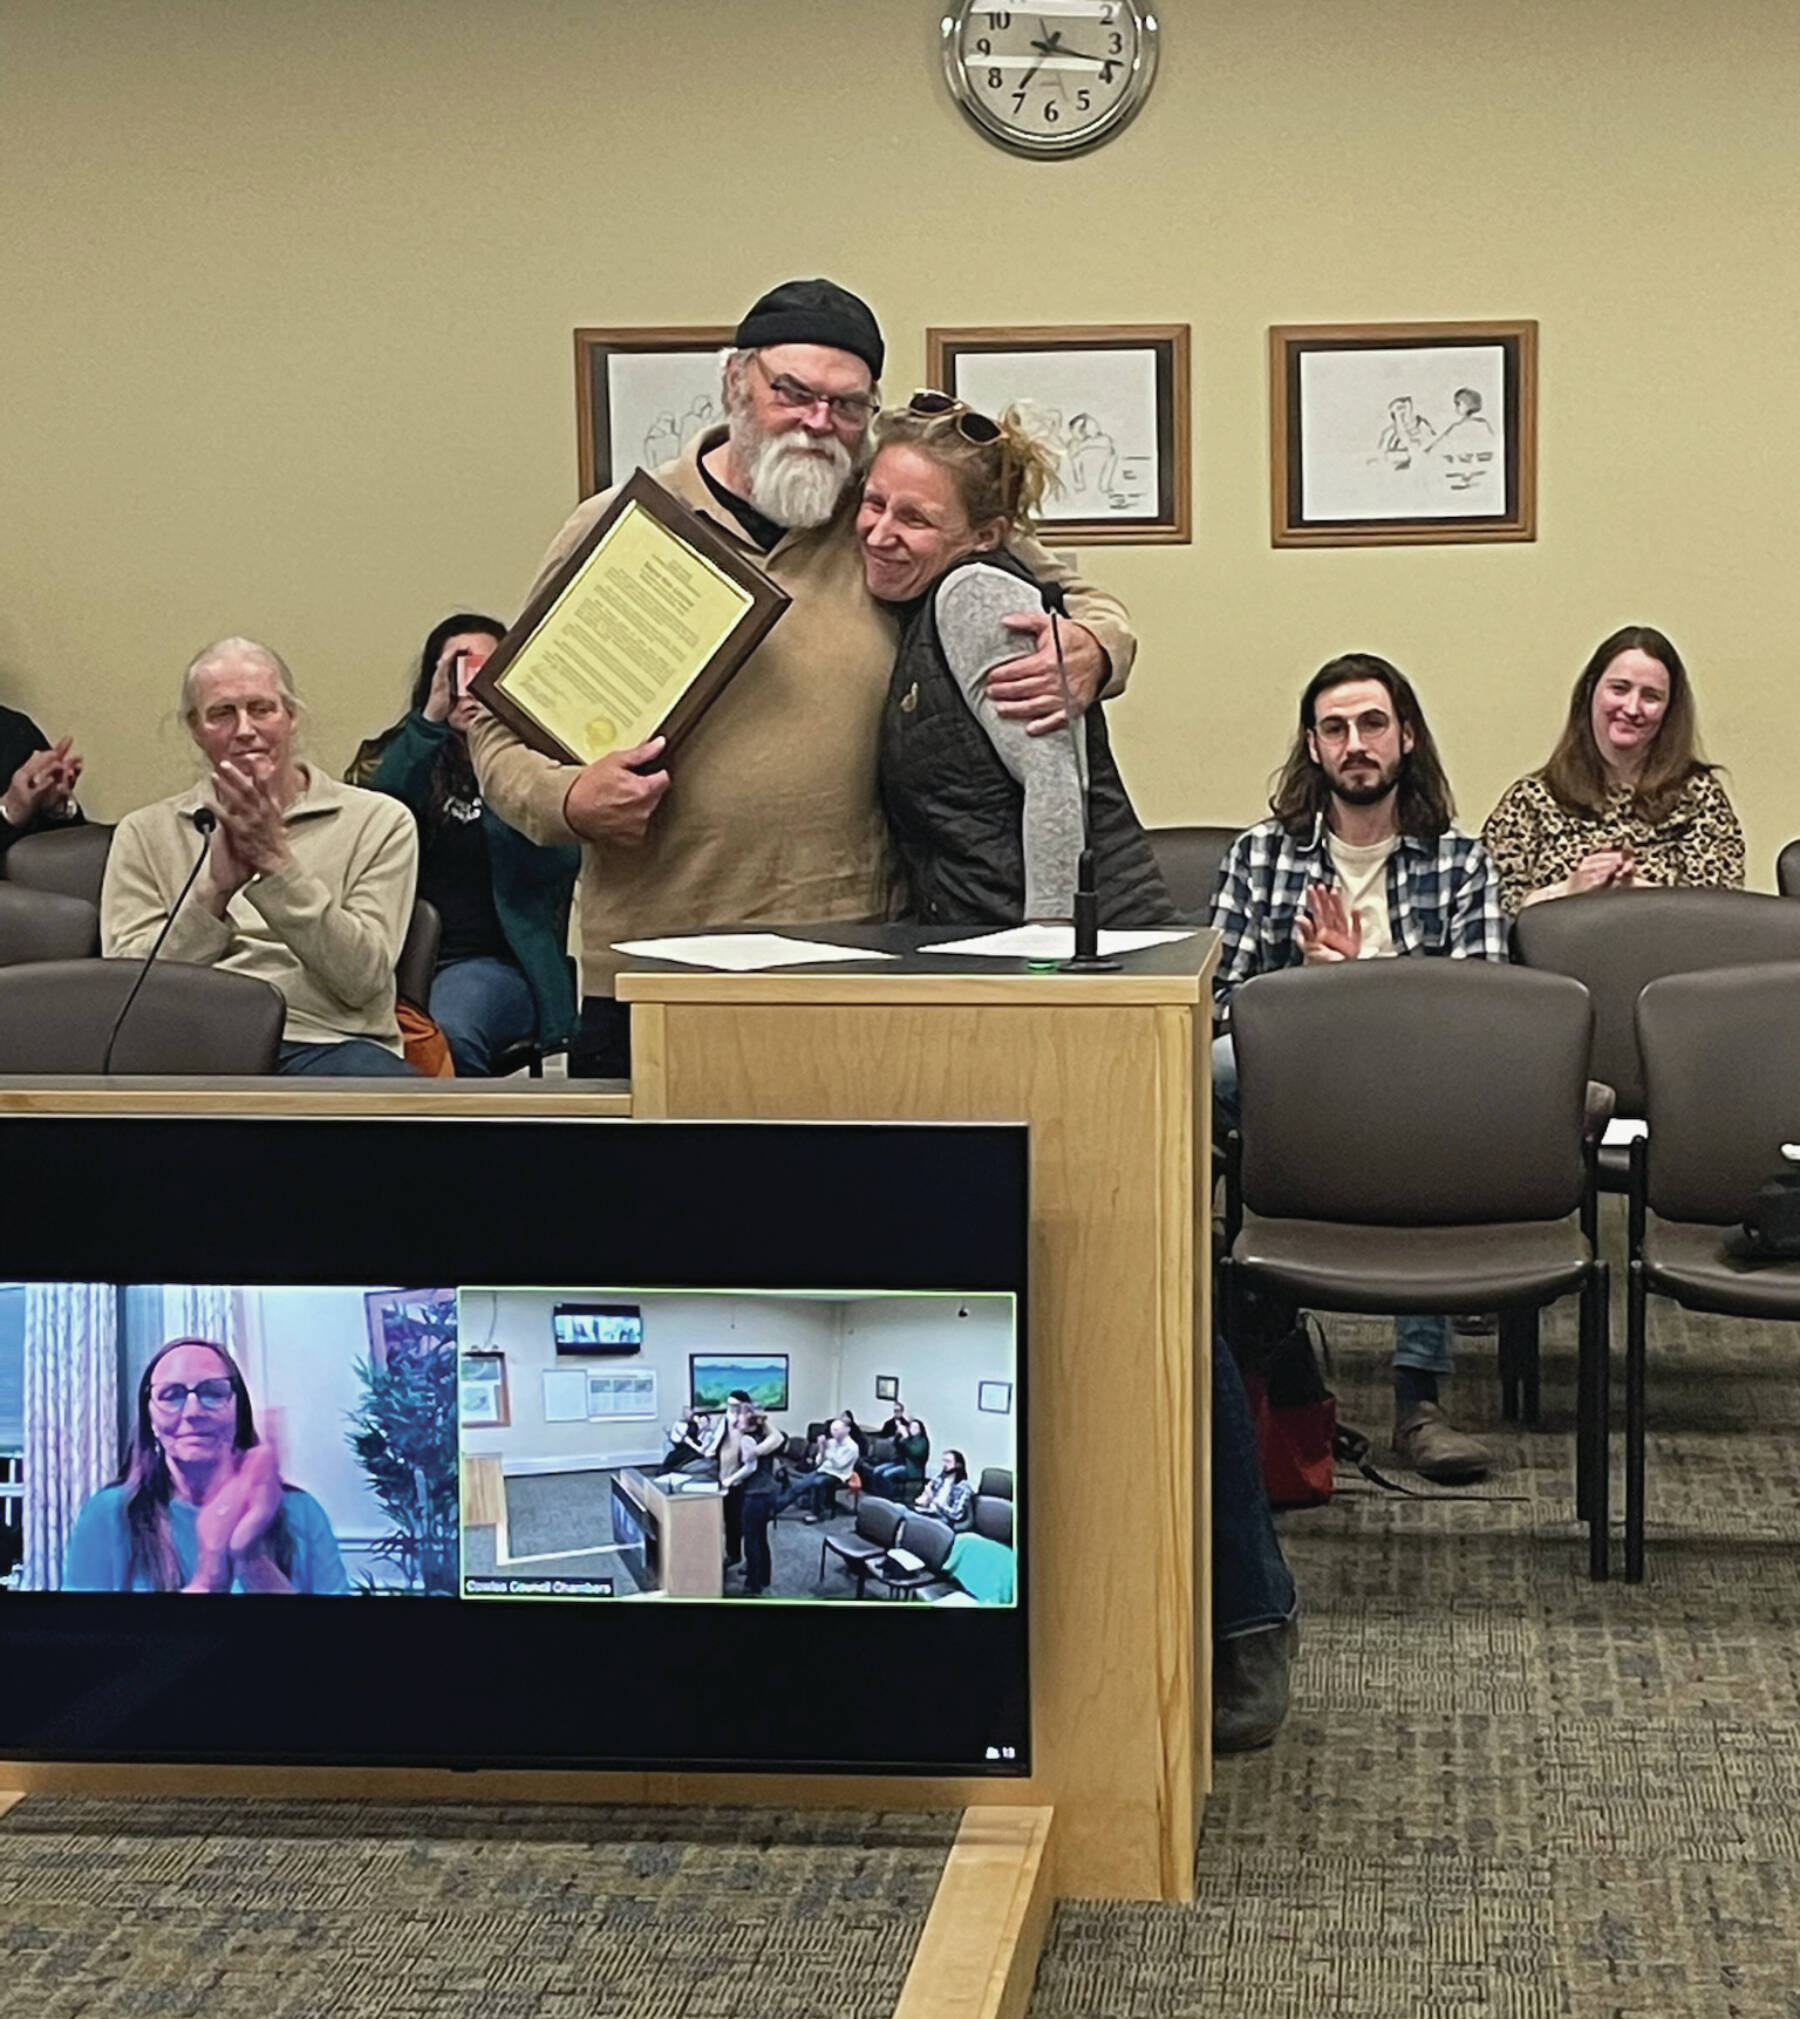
[1637,962,1800,1224]
[0,959,285,1073]
[894,1511,956,1574]
[1512,889,1800,1116]
[976,1466,1013,1501]
[3,824,115,905]
[972,1494,1013,1546]
[0,884,99,964]
[1146,825,1242,924]
[1778,840,1800,899]
[1233,960,1591,1226]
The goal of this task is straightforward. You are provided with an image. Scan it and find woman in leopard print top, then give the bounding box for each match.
[1481,625,1744,915]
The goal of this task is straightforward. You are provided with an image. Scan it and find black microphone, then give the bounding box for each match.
[100,807,218,1074]
[1041,581,1119,974]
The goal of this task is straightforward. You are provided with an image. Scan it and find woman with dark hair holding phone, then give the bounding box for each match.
[63,1339,348,1594]
[351,614,580,1075]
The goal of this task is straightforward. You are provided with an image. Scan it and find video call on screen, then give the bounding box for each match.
[3,1283,1019,1610]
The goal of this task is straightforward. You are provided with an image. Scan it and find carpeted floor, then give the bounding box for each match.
[0,1799,958,2019]
[1031,1267,1800,2018]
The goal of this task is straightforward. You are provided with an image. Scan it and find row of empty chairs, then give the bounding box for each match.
[820,1493,1013,1599]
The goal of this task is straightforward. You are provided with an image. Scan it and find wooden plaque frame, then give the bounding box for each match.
[470,468,790,765]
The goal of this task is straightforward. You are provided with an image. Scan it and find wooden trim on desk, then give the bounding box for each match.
[618,969,1209,1008]
[0,1791,22,1820]
[893,1807,1055,2019]
[0,1085,632,1117]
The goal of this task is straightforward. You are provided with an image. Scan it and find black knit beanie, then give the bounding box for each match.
[734,278,884,381]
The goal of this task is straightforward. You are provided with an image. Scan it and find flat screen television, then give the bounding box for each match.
[0,1115,1028,1777]
[551,1302,643,1354]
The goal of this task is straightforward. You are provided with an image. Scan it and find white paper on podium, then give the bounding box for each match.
[612,933,899,972]
[918,925,1197,960]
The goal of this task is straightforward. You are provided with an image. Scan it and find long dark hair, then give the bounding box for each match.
[121,1339,291,1591]
[1268,652,1456,841]
[412,612,505,830]
[1540,624,1713,823]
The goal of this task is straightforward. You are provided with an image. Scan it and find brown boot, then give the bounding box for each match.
[1393,1402,1491,1483]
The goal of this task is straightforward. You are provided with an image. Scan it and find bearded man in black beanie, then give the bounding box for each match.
[470,277,1137,1076]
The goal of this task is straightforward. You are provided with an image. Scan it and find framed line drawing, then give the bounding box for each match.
[574,326,735,499]
[978,1380,1013,1415]
[926,324,1191,544]
[1270,320,1538,546]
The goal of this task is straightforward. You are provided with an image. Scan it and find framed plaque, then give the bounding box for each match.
[471,469,789,765]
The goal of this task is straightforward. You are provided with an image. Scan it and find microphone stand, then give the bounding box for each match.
[1045,594,1119,974]
[100,808,217,1073]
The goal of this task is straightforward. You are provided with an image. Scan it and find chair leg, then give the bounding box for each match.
[1625,1260,1647,1583]
[1498,1312,1520,1422]
[1575,1286,1594,1525]
[1520,1308,1542,1425]
[1586,1262,1610,1581]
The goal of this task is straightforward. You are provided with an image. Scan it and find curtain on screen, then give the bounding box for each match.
[21,1284,119,1591]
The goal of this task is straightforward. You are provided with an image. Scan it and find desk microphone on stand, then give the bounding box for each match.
[1041,583,1119,974]
[100,807,217,1074]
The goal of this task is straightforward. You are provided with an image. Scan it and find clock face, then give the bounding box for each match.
[942,3,1159,158]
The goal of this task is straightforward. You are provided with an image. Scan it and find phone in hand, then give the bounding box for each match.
[448,650,470,702]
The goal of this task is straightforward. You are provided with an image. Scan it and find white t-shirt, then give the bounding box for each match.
[1326,832,1398,959]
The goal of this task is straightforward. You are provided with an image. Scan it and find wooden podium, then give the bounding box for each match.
[620,927,1220,1901]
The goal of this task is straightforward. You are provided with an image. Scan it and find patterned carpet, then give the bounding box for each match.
[0,1799,956,2018]
[1033,1256,1800,2018]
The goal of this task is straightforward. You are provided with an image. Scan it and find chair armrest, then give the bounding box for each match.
[1583,1080,1617,1141]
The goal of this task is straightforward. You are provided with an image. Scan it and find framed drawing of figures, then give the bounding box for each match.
[574,326,735,499]
[926,324,1191,544]
[1270,320,1538,546]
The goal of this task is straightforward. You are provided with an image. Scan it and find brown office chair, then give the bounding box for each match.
[971,1494,1013,1546]
[976,1466,1013,1502]
[1513,889,1800,1188]
[0,884,99,964]
[0,959,285,1073]
[1146,825,1242,925]
[1625,963,1800,1581]
[820,1496,903,1596]
[864,1511,956,1599]
[395,899,442,1011]
[1224,959,1611,1578]
[2,823,115,905]
[1777,840,1800,899]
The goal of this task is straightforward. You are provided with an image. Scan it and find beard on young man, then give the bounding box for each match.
[1322,746,1405,807]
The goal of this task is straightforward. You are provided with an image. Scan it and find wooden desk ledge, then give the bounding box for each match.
[893,1807,1055,2019]
[0,1077,632,1117]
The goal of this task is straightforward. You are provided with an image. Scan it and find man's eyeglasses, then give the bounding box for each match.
[906,390,1002,445]
[150,1379,237,1412]
[753,354,878,425]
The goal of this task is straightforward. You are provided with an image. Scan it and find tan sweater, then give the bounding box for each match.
[470,430,1137,993]
[101,765,418,1053]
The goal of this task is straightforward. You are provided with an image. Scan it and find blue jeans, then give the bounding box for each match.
[1213,1032,1452,1375]
[1213,1327,1299,1639]
[278,1039,417,1077]
[430,956,538,1077]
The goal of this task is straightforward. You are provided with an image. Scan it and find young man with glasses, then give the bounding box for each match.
[1210,654,1507,1482]
[469,278,1137,1077]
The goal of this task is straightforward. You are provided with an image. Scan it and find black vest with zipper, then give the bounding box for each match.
[878,548,1175,928]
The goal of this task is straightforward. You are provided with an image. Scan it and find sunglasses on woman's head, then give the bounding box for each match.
[907,390,1002,444]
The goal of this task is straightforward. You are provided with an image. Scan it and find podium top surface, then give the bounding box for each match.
[616,924,1221,1007]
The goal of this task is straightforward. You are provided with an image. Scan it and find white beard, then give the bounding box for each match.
[736,422,855,530]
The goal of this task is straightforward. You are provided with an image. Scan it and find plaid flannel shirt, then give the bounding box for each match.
[1209,814,1507,1021]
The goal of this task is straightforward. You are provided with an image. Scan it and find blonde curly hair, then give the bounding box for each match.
[870,397,1061,534]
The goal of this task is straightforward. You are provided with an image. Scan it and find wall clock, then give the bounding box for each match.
[941,3,1160,158]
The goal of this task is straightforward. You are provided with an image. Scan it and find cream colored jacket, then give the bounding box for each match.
[101,765,418,1053]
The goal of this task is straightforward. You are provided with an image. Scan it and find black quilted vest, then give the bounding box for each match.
[878,549,1175,928]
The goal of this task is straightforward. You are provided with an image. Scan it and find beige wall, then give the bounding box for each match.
[3,1,1794,880]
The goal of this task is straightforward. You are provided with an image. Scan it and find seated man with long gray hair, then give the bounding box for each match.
[102,636,418,1075]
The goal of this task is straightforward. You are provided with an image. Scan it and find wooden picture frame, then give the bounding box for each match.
[926,324,1191,544]
[689,1353,789,1414]
[459,1350,510,1430]
[574,325,735,499]
[978,1380,1013,1416]
[1270,319,1538,547]
[363,1288,456,1372]
[469,468,789,765]
[874,1374,900,1403]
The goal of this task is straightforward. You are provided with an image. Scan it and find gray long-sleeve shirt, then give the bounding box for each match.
[932,563,1086,921]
